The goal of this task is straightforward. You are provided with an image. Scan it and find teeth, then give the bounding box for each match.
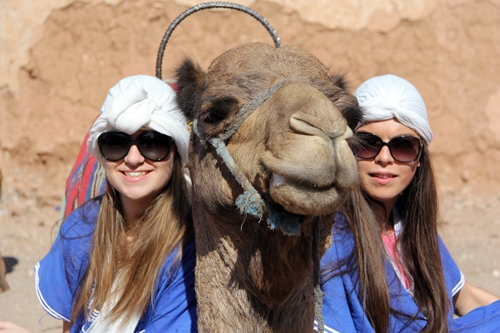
[125,171,147,177]
[271,174,286,188]
[377,174,391,179]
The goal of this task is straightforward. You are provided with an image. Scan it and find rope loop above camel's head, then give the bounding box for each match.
[156,1,281,80]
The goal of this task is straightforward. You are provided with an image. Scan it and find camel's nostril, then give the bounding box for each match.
[330,126,353,142]
[289,113,329,139]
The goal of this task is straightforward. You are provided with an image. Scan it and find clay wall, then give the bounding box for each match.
[1,0,499,214]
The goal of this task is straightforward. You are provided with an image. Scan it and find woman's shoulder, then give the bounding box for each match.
[333,211,348,227]
[183,237,196,255]
[332,211,354,242]
[321,212,355,264]
[436,234,465,297]
[161,237,196,271]
[59,197,102,239]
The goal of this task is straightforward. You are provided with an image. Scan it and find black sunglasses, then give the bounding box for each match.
[98,131,174,161]
[350,132,422,163]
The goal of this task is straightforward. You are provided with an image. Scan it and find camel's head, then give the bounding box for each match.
[176,42,360,234]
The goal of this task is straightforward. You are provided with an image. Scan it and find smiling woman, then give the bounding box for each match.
[31,75,196,333]
[320,74,500,333]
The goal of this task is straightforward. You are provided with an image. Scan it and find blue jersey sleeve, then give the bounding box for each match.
[451,300,500,333]
[35,200,99,322]
[438,236,464,298]
[439,236,500,332]
[140,239,197,333]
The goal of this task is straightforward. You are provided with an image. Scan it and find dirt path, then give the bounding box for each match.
[0,199,62,332]
[0,192,499,332]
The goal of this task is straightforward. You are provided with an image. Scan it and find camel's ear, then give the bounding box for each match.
[330,73,363,130]
[342,104,363,131]
[175,58,206,121]
[330,73,349,91]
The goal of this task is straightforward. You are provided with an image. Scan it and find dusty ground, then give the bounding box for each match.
[1,189,499,332]
[0,197,63,332]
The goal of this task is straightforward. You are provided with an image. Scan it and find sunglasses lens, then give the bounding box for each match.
[389,136,421,162]
[98,132,130,161]
[137,132,173,161]
[350,133,382,159]
[350,133,421,162]
[98,131,173,161]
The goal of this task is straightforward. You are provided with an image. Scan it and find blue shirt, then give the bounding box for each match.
[35,199,197,333]
[319,212,500,333]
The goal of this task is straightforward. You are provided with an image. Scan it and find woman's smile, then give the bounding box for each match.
[369,172,397,185]
[122,171,148,178]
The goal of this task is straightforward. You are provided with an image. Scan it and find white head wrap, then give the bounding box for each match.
[87,75,189,165]
[354,74,433,145]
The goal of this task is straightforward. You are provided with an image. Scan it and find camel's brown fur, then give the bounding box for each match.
[176,42,361,332]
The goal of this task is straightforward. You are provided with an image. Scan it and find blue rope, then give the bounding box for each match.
[209,137,266,219]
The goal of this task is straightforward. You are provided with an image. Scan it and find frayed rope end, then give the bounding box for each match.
[235,190,266,219]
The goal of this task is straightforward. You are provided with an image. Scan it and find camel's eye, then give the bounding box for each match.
[202,97,238,124]
[204,110,225,124]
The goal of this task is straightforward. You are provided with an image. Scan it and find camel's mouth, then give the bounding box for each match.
[267,172,354,216]
[270,173,333,189]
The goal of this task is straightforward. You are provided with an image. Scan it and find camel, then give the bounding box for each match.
[175,42,361,332]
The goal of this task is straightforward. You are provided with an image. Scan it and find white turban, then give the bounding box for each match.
[87,75,189,165]
[354,74,433,145]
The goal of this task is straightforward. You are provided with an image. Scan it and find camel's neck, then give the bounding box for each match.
[189,139,331,332]
[192,201,329,332]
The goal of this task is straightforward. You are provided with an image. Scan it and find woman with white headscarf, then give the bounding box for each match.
[319,75,500,333]
[33,75,196,333]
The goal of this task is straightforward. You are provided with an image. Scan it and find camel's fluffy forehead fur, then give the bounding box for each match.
[175,42,361,134]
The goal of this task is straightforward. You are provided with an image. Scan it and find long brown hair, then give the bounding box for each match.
[398,145,448,333]
[330,145,449,333]
[71,152,193,324]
